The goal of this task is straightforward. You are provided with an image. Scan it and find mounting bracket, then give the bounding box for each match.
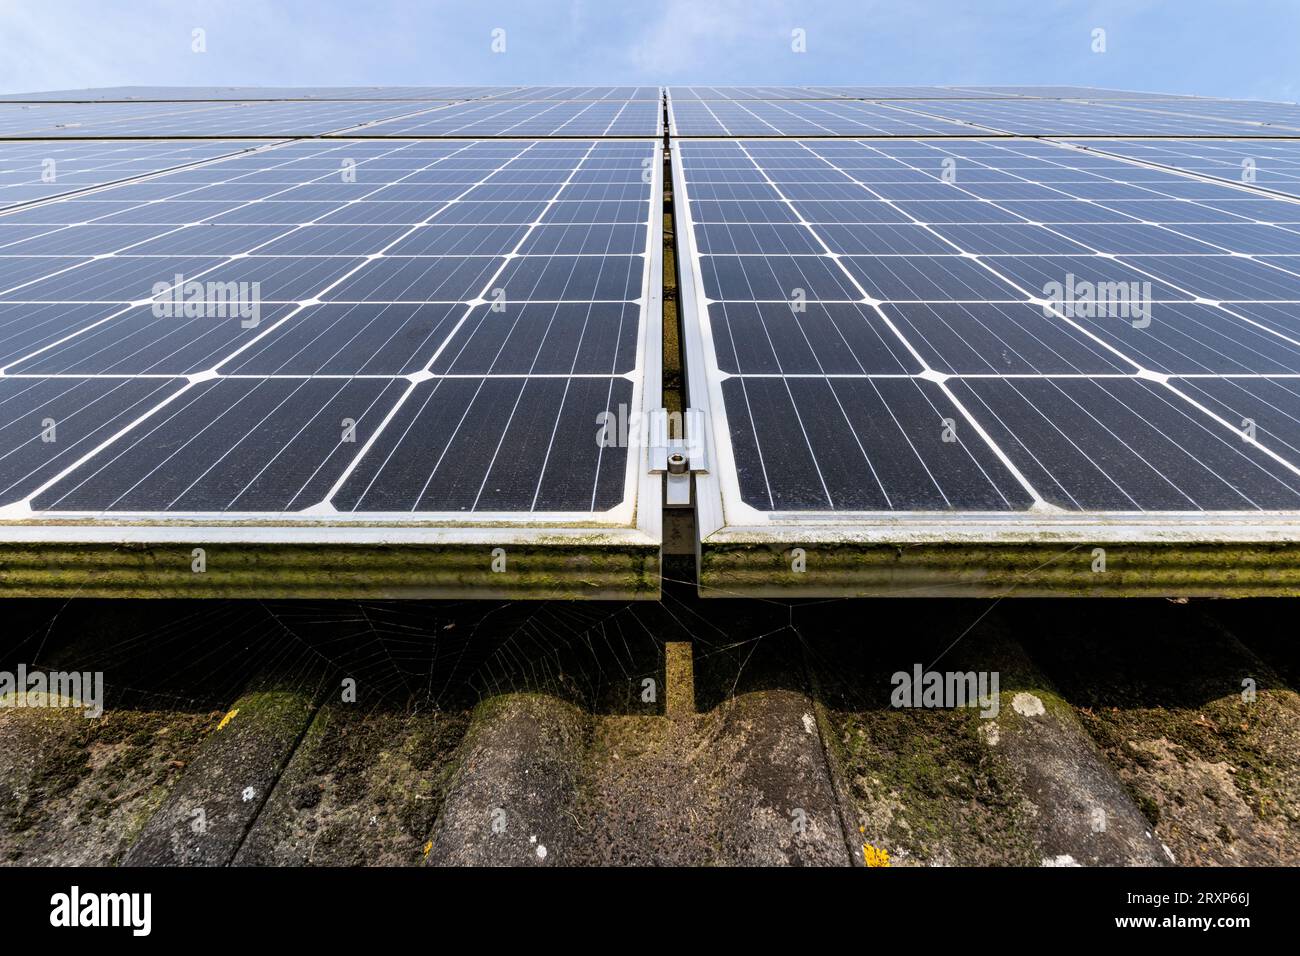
[648,407,709,507]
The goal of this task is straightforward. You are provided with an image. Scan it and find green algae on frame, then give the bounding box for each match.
[699,541,1300,597]
[0,539,660,599]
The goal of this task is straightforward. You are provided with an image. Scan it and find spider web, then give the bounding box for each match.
[2,584,843,724]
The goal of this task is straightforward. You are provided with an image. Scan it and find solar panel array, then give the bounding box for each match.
[668,87,1300,595]
[5,84,1300,595]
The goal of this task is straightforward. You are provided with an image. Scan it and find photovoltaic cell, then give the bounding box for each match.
[808,87,1016,100]
[0,140,265,209]
[0,135,659,519]
[349,100,662,137]
[675,136,1300,516]
[670,99,975,136]
[1077,139,1300,200]
[950,86,1204,100]
[672,87,850,101]
[884,99,1300,137]
[0,100,455,138]
[1084,98,1300,130]
[0,86,516,102]
[485,87,661,101]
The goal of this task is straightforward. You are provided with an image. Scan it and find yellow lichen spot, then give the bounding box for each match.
[423,840,433,859]
[216,708,239,731]
[862,843,890,868]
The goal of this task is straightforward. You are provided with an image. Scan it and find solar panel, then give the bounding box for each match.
[667,94,1300,138]
[54,87,649,106]
[671,87,847,101]
[669,99,977,136]
[485,87,662,101]
[1075,139,1300,200]
[882,99,1300,136]
[808,87,1016,100]
[0,97,663,140]
[670,86,1012,101]
[950,86,1206,100]
[349,100,662,137]
[0,140,264,209]
[672,130,1300,594]
[1084,98,1300,129]
[0,87,516,102]
[0,131,664,596]
[0,100,459,138]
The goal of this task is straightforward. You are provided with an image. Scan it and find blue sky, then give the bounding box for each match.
[3,1,1298,101]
